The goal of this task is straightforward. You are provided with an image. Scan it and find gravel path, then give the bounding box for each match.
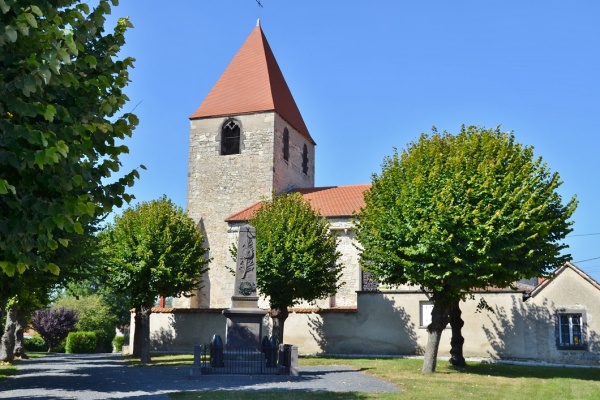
[0,353,399,399]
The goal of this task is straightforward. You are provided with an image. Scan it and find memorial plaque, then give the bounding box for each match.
[232,226,258,307]
[223,225,266,349]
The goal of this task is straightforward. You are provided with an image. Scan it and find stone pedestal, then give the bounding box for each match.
[222,308,267,349]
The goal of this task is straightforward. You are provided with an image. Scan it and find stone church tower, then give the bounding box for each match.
[180,22,316,308]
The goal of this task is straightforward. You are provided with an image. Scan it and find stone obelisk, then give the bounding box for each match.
[222,226,267,348]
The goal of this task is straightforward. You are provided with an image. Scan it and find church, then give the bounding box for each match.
[175,20,369,310]
[145,22,600,366]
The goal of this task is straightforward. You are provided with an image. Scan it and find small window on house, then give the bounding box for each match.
[420,301,434,328]
[419,301,449,329]
[302,144,308,174]
[282,128,289,162]
[557,311,586,349]
[221,119,241,155]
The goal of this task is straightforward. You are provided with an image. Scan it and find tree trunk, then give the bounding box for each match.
[139,304,152,365]
[422,296,450,374]
[449,300,466,367]
[269,306,289,345]
[13,307,28,359]
[0,304,17,363]
[132,307,142,358]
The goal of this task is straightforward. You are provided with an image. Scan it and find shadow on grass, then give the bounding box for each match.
[171,391,372,400]
[454,361,600,382]
[124,353,194,367]
[0,364,17,380]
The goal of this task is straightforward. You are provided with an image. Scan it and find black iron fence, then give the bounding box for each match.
[192,335,294,375]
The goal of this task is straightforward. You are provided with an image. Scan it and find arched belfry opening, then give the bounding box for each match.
[221,119,241,155]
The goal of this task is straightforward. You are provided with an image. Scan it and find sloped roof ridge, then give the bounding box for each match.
[529,261,600,298]
[189,25,314,144]
[225,183,371,222]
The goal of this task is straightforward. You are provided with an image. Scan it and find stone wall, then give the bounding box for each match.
[272,114,315,193]
[144,288,600,365]
[329,219,362,307]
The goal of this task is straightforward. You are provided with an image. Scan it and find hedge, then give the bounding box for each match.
[66,331,97,354]
[112,335,126,353]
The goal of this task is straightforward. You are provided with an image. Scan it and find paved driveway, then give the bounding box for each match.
[0,353,399,399]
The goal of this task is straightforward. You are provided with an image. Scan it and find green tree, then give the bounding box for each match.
[0,269,56,362]
[0,0,140,277]
[101,196,209,364]
[63,277,131,329]
[355,126,576,373]
[30,307,79,352]
[249,192,343,345]
[59,227,132,328]
[1,222,111,362]
[54,294,117,352]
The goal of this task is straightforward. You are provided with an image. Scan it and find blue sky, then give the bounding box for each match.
[106,1,600,282]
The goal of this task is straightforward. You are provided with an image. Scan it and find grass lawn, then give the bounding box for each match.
[0,362,16,381]
[155,355,600,400]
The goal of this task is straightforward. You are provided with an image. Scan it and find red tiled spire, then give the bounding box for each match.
[190,23,315,144]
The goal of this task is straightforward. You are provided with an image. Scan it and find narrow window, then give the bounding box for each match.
[221,119,240,155]
[282,128,289,162]
[420,302,434,328]
[302,144,308,174]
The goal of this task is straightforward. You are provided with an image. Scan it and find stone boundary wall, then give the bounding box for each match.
[141,291,600,365]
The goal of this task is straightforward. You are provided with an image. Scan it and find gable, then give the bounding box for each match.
[529,262,600,299]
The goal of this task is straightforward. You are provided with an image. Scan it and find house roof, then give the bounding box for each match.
[225,184,371,222]
[189,22,315,145]
[529,262,600,298]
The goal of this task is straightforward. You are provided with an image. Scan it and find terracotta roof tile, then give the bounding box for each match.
[190,24,314,144]
[225,184,371,222]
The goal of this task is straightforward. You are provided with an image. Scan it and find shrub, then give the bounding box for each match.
[30,307,79,352]
[24,334,47,352]
[54,295,117,353]
[66,332,97,354]
[112,335,126,353]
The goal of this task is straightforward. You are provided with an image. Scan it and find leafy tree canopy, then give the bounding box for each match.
[357,126,576,298]
[250,192,343,310]
[249,192,343,344]
[30,307,78,352]
[0,0,141,276]
[102,195,210,308]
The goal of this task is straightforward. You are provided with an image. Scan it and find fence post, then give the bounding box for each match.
[193,344,201,368]
[211,334,224,367]
[278,344,292,375]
